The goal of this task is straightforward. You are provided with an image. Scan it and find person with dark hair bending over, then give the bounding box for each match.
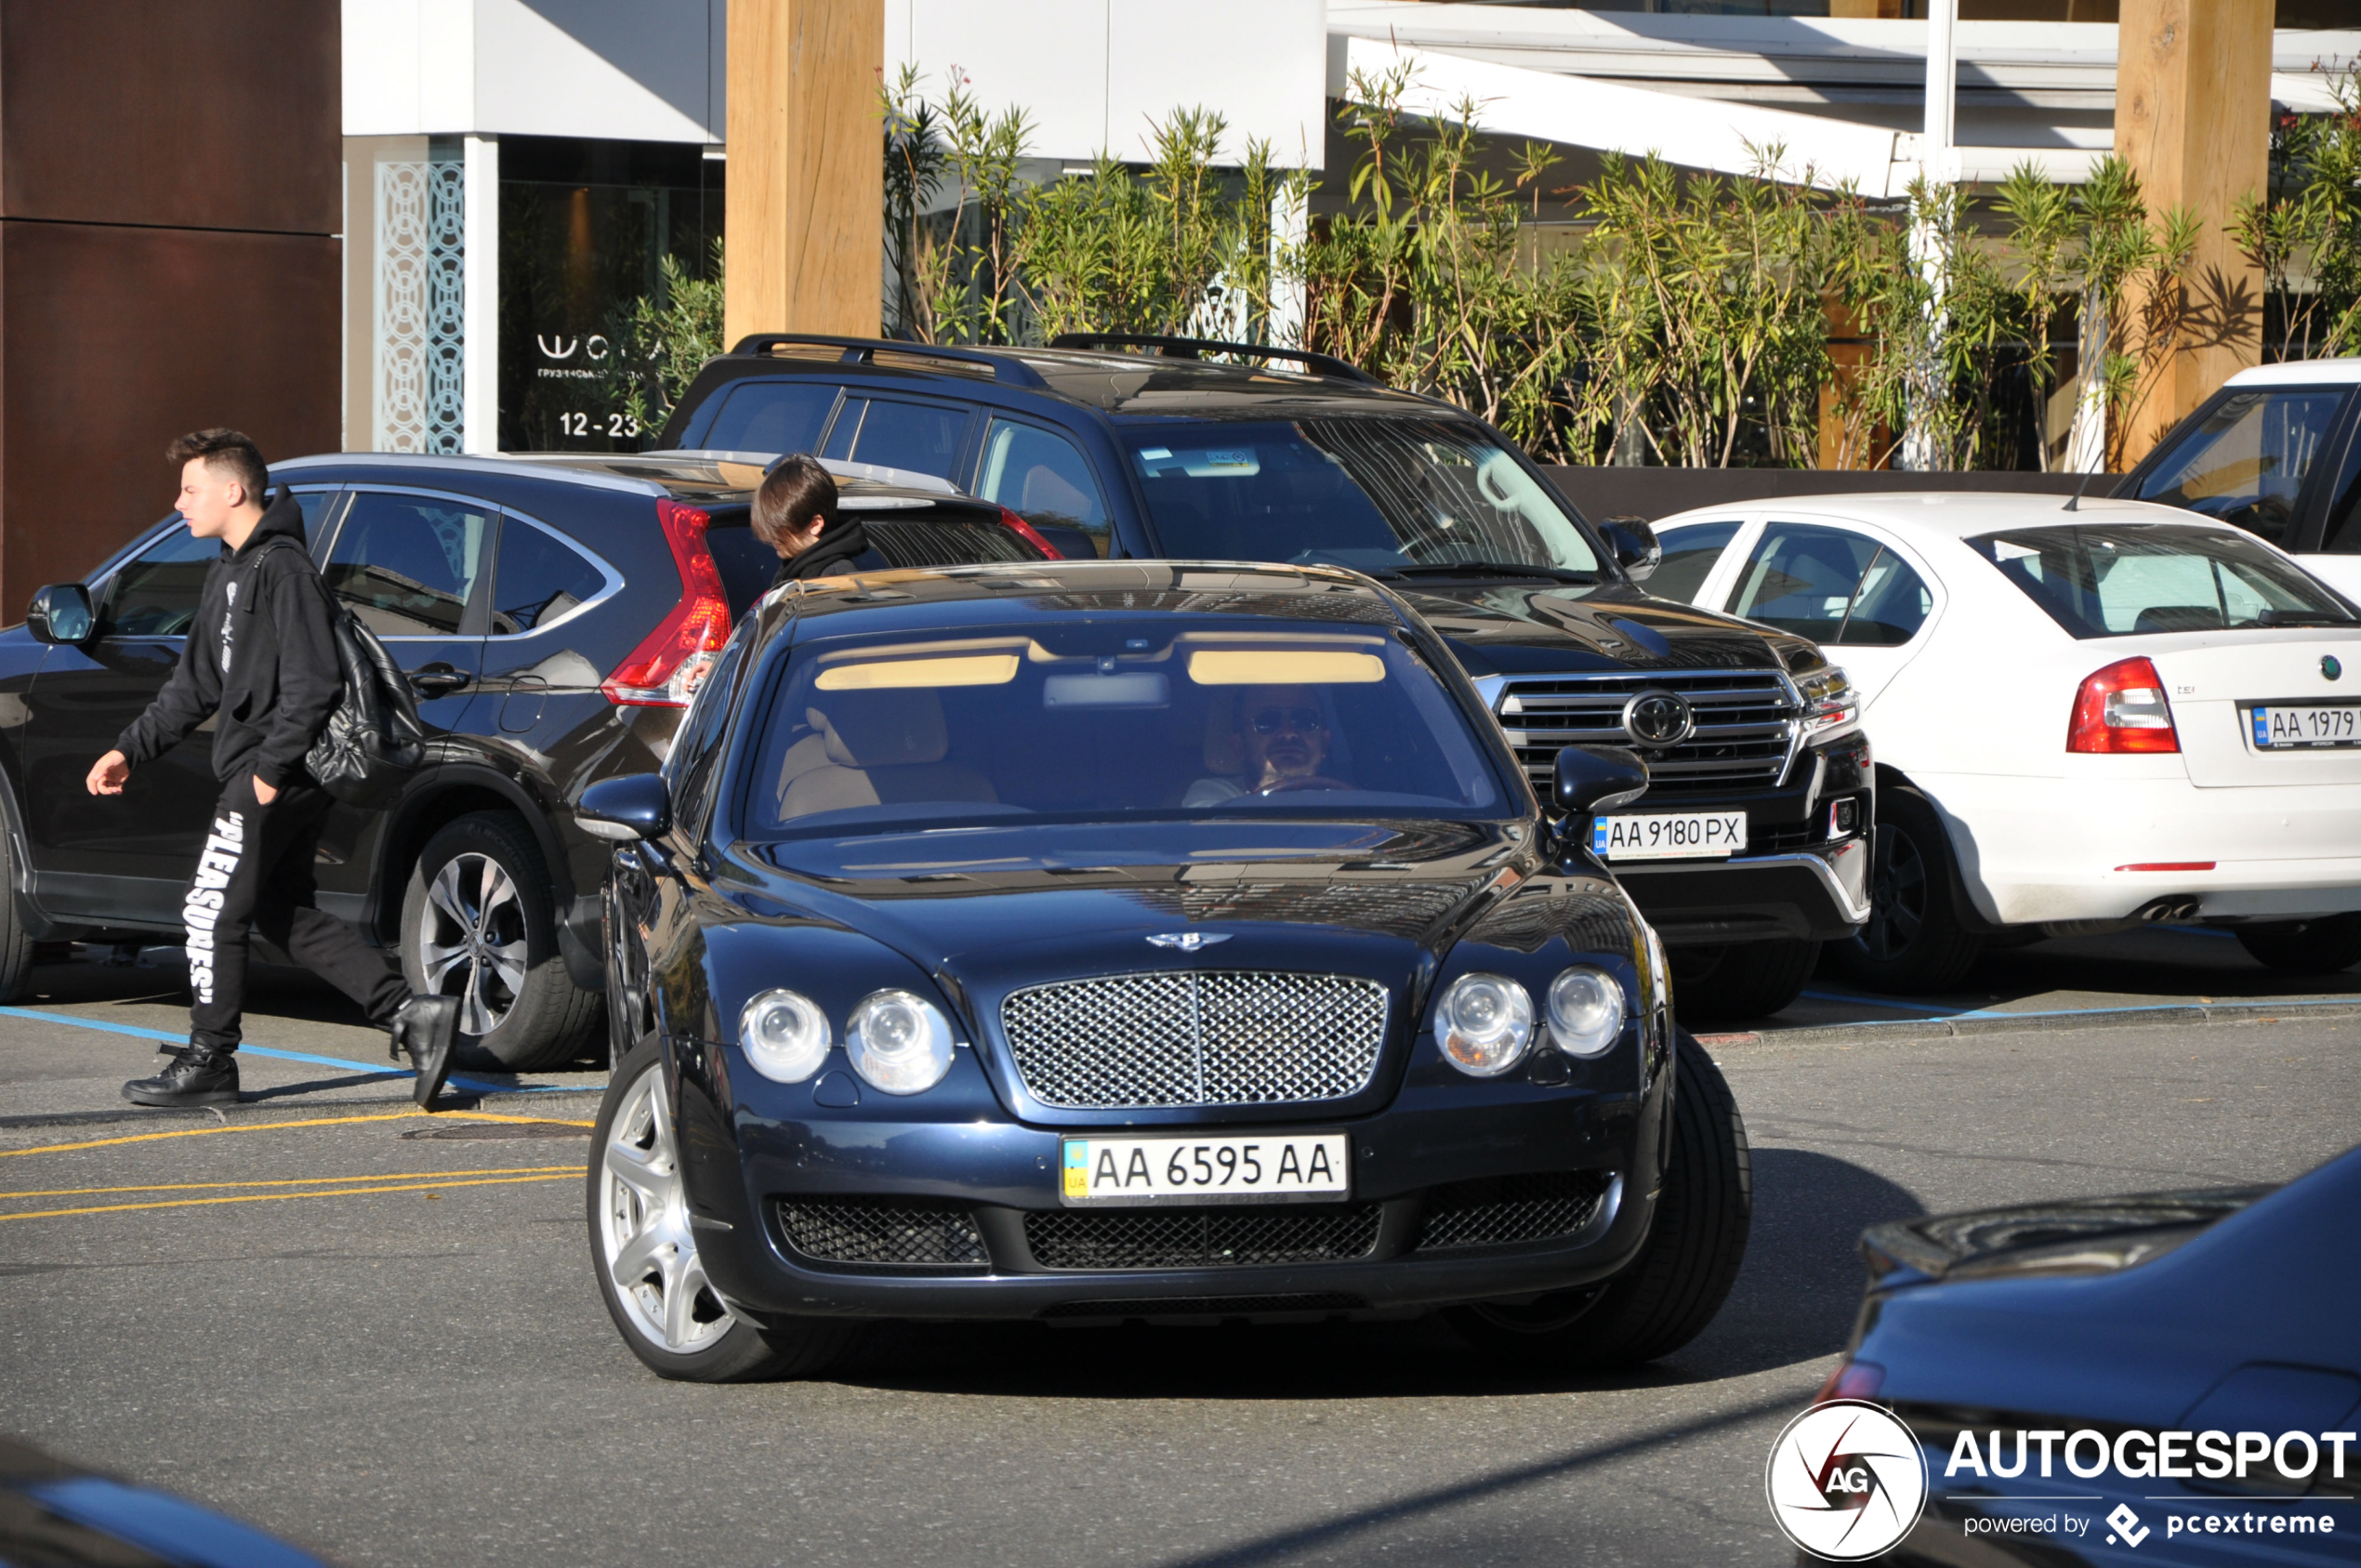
[90,429,462,1110]
[755,455,885,584]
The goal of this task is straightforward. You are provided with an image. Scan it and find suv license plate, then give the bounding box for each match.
[1061,1133,1349,1206]
[1592,810,1747,861]
[2250,704,2361,748]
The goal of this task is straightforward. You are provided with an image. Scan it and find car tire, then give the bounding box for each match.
[1670,938,1819,1024]
[1822,785,1983,994]
[0,830,33,1005]
[402,812,601,1073]
[1448,1034,1751,1370]
[2234,915,2361,974]
[589,1036,859,1382]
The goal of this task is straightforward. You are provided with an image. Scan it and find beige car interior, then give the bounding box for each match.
[776,689,998,820]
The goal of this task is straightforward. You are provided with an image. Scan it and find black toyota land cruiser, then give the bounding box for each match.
[652,333,1873,1021]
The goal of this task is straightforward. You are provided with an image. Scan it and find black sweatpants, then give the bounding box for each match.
[182,772,410,1052]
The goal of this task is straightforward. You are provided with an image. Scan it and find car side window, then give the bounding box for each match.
[976,418,1111,555]
[1727,523,1930,646]
[664,627,752,838]
[2132,389,2349,546]
[823,397,969,480]
[1647,520,1740,602]
[98,527,221,637]
[700,379,839,456]
[328,491,490,637]
[490,518,607,635]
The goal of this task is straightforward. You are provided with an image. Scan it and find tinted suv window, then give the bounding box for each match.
[2132,388,2349,545]
[99,493,336,637]
[491,518,606,635]
[978,418,1110,554]
[330,492,490,636]
[100,528,220,637]
[823,397,968,480]
[701,379,838,455]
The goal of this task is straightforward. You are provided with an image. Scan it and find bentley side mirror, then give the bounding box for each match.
[26,583,95,645]
[1554,744,1649,817]
[577,772,672,842]
[1599,518,1660,582]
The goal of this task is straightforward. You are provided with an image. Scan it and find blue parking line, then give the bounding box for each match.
[0,1006,586,1096]
[1800,989,1998,1018]
[1790,994,2361,1030]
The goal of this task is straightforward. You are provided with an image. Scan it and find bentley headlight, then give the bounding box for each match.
[847,989,956,1095]
[1435,972,1534,1077]
[739,988,831,1084]
[1547,967,1626,1057]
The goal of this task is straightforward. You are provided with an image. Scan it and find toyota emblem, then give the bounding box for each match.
[1621,690,1695,747]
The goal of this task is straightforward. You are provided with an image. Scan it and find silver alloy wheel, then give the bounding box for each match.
[415,851,528,1036]
[597,1067,734,1354]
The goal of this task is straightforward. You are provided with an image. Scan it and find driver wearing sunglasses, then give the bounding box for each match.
[1181,684,1352,805]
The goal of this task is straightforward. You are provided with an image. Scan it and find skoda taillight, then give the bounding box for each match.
[602,499,730,707]
[2066,655,2179,754]
[997,506,1062,560]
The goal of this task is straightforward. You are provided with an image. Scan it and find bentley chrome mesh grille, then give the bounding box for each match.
[1000,971,1388,1109]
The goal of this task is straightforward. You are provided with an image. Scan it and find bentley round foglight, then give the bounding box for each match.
[738,988,830,1084]
[1436,973,1535,1077]
[1547,967,1626,1057]
[847,989,956,1095]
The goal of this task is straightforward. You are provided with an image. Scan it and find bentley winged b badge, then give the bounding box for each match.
[1146,932,1232,952]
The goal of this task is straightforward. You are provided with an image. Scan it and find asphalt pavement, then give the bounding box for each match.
[2,938,2357,1567]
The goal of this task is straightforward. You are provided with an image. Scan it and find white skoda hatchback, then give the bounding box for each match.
[1647,493,2361,990]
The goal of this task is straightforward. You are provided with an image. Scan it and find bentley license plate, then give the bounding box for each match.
[2250,704,2361,748]
[1591,810,1748,861]
[1060,1132,1350,1206]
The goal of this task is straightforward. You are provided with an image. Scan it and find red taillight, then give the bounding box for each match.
[602,499,731,707]
[1813,1358,1886,1404]
[996,506,1062,560]
[2067,656,2179,753]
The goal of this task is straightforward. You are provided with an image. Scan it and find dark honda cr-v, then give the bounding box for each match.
[653,333,1873,1020]
[0,452,1051,1070]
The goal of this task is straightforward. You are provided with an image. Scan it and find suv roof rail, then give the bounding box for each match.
[1046,332,1380,388]
[726,333,1050,389]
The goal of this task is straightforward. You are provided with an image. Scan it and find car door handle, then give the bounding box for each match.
[408,665,469,698]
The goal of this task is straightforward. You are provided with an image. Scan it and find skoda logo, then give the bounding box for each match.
[1622,690,1695,747]
[2324,655,2342,681]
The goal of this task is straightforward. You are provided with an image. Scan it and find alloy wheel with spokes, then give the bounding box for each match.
[596,1066,734,1356]
[415,851,529,1038]
[1860,825,1928,961]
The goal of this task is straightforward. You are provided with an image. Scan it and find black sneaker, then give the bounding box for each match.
[390,995,461,1108]
[123,1046,238,1107]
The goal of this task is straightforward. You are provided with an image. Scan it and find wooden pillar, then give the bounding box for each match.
[1827,0,1906,19]
[724,0,884,348]
[2112,0,2272,466]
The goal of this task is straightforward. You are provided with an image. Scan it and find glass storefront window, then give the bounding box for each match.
[498,137,721,454]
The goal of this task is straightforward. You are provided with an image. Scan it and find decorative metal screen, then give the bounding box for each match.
[375,156,466,454]
[1000,971,1387,1110]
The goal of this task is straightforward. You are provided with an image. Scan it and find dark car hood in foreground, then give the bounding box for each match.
[1386,580,1808,677]
[737,819,1535,994]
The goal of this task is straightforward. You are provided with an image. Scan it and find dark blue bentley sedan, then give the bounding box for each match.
[576,560,1750,1381]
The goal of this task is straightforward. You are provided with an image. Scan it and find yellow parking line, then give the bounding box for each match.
[0,1172,579,1223]
[0,1166,583,1201]
[2,1108,596,1159]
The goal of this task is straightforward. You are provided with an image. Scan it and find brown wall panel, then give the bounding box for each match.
[0,219,338,615]
[0,0,338,234]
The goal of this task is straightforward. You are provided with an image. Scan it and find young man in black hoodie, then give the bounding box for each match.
[757,455,883,584]
[89,429,459,1109]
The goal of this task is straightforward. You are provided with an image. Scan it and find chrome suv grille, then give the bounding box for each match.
[1001,971,1389,1110]
[1492,669,1796,796]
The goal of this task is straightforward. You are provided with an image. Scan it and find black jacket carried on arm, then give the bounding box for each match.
[114,489,343,789]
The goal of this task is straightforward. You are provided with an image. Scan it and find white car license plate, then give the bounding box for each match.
[1591,810,1748,861]
[1060,1132,1349,1206]
[2250,704,2361,748]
